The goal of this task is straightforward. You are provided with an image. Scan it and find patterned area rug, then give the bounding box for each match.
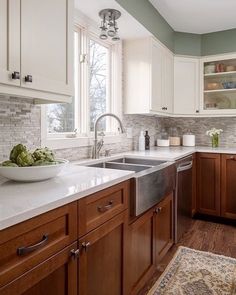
[148,246,236,295]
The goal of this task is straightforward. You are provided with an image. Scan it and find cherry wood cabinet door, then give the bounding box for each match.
[125,209,155,295]
[154,192,174,264]
[197,153,221,216]
[192,153,197,216]
[78,211,128,295]
[0,243,78,295]
[221,154,236,219]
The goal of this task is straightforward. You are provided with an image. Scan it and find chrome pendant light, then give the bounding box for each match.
[99,9,121,41]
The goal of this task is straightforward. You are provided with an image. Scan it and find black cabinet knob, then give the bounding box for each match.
[12,71,20,80]
[162,107,167,111]
[196,110,199,113]
[25,75,33,83]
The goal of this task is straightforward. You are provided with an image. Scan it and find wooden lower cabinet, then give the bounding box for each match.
[78,211,128,295]
[197,153,221,216]
[0,243,78,295]
[192,153,197,216]
[126,209,155,295]
[221,154,236,219]
[154,192,174,264]
[126,192,174,295]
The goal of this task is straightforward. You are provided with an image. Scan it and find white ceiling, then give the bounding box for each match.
[74,0,151,39]
[149,0,236,34]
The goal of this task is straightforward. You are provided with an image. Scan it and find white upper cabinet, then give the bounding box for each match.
[21,0,73,96]
[0,0,20,86]
[164,50,174,113]
[201,53,236,116]
[0,0,73,103]
[124,37,173,115]
[174,56,200,115]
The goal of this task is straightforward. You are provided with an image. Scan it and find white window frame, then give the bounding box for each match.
[41,17,122,150]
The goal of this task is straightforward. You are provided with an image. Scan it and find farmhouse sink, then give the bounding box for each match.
[86,161,151,173]
[86,157,176,216]
[109,156,166,166]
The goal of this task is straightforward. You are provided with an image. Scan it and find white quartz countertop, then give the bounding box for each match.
[1,145,236,231]
[126,146,236,161]
[0,165,134,230]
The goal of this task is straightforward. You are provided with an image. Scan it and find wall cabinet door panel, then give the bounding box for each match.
[174,57,200,115]
[124,37,173,115]
[197,153,221,216]
[20,0,73,95]
[0,0,20,86]
[164,51,174,113]
[221,155,236,219]
[151,41,164,112]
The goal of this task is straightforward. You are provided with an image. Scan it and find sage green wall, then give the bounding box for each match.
[115,0,174,51]
[202,29,236,56]
[116,0,236,56]
[174,32,201,56]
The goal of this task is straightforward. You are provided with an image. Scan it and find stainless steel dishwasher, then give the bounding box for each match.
[175,156,193,243]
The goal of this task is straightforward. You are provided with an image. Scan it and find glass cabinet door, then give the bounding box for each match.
[203,57,236,111]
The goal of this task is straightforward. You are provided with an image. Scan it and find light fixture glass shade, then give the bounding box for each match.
[112,35,120,41]
[100,30,108,40]
[107,25,116,37]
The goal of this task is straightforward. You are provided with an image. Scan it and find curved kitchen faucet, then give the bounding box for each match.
[92,113,125,159]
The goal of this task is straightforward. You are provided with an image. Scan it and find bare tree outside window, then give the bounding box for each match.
[47,100,75,133]
[46,28,112,136]
[89,39,108,131]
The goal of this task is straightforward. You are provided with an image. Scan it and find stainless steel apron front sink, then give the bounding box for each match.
[86,157,176,216]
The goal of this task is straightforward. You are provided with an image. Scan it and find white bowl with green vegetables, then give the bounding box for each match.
[0,145,69,182]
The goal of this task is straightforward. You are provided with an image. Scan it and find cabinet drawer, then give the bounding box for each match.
[78,181,130,236]
[0,202,77,288]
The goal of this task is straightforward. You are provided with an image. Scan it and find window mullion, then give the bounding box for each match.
[80,29,90,135]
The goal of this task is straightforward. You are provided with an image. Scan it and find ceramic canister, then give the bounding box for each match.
[182,134,195,147]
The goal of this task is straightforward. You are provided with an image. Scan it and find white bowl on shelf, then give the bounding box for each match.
[0,159,69,182]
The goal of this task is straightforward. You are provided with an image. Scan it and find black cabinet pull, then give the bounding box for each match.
[17,234,48,256]
[25,75,33,83]
[12,71,20,80]
[196,110,199,113]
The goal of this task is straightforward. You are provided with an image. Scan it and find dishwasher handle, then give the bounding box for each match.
[177,161,193,173]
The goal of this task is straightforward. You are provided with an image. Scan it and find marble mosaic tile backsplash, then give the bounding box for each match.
[1,96,236,162]
[162,117,236,147]
[0,97,161,162]
[0,97,41,161]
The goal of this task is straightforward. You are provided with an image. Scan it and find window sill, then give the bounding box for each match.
[41,134,126,150]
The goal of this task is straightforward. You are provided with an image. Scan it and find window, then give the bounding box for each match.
[43,23,122,147]
[89,38,109,132]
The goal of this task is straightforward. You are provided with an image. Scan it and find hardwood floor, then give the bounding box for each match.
[138,218,236,295]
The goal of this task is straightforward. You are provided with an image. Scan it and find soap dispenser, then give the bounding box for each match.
[138,131,145,151]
